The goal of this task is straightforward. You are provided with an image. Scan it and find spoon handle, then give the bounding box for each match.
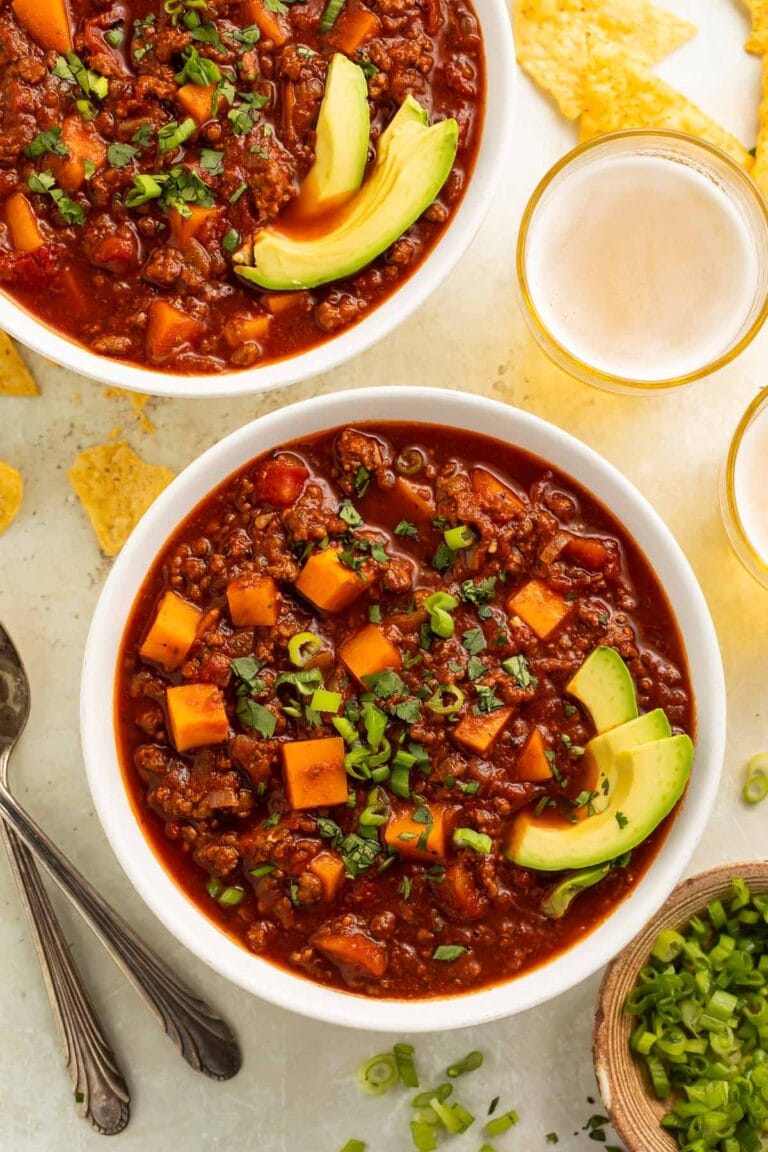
[1,822,131,1134]
[0,786,241,1081]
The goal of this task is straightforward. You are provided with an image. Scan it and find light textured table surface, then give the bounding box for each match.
[1,1,767,1148]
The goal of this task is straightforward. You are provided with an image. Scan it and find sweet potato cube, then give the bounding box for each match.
[309,852,346,900]
[5,192,44,253]
[223,313,272,348]
[242,0,288,44]
[453,708,513,755]
[226,573,279,627]
[139,590,202,670]
[394,477,435,523]
[339,624,401,684]
[295,548,368,613]
[314,929,387,977]
[49,116,107,192]
[385,806,447,860]
[563,536,609,569]
[333,5,381,52]
[146,301,204,363]
[516,728,553,782]
[282,737,348,810]
[471,468,524,519]
[12,0,72,52]
[508,579,571,639]
[167,683,229,752]
[176,83,217,126]
[168,203,220,248]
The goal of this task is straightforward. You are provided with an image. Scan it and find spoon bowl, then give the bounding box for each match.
[0,624,30,765]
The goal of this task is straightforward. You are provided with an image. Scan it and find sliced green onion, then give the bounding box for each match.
[288,631,323,667]
[395,447,425,475]
[652,928,687,964]
[453,827,492,855]
[743,754,768,804]
[357,1053,398,1096]
[124,173,163,206]
[484,1110,519,1137]
[310,688,342,713]
[157,117,196,153]
[446,1050,483,1077]
[426,684,464,716]
[333,716,358,744]
[75,98,97,121]
[319,0,346,30]
[218,885,244,906]
[444,525,475,551]
[345,746,372,780]
[249,864,275,878]
[390,761,411,799]
[424,591,458,639]
[393,1042,419,1087]
[206,875,222,899]
[409,1121,437,1152]
[541,864,610,918]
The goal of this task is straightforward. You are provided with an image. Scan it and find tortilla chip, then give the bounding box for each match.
[69,441,174,557]
[515,0,697,119]
[0,333,38,396]
[0,462,23,535]
[753,57,768,195]
[746,0,768,55]
[580,38,754,170]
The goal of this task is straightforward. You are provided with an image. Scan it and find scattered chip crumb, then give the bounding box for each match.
[580,36,754,170]
[104,387,155,434]
[514,0,696,119]
[0,333,39,396]
[68,441,174,557]
[108,426,122,440]
[0,461,23,534]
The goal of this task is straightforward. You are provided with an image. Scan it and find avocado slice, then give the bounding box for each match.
[586,709,672,814]
[506,733,693,871]
[566,646,639,734]
[296,53,370,219]
[234,96,458,291]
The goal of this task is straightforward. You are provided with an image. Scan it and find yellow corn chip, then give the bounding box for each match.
[515,0,697,120]
[753,57,768,195]
[0,333,38,396]
[746,0,768,55]
[69,441,174,557]
[580,39,754,170]
[0,462,23,535]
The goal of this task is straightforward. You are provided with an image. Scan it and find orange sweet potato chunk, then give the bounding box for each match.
[241,0,288,44]
[295,548,368,613]
[146,301,204,363]
[309,852,346,900]
[508,579,572,639]
[5,192,44,252]
[168,203,221,248]
[394,477,435,523]
[314,929,387,977]
[166,683,229,752]
[226,573,280,627]
[516,728,553,782]
[176,83,217,126]
[282,737,348,810]
[140,590,202,670]
[453,708,512,755]
[333,4,380,52]
[12,0,72,51]
[49,116,107,192]
[339,624,401,684]
[471,468,525,519]
[385,806,447,860]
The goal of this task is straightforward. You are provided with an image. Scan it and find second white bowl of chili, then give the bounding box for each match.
[81,388,725,1030]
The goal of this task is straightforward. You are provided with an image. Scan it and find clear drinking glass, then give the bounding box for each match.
[516,131,768,395]
[720,389,768,590]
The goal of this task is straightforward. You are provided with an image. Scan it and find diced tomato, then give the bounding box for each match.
[0,245,57,286]
[257,459,309,506]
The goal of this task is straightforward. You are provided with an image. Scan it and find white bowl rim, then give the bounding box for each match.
[80,387,726,1032]
[0,0,515,400]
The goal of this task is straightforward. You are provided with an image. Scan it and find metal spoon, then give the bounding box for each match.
[0,632,130,1134]
[0,622,241,1084]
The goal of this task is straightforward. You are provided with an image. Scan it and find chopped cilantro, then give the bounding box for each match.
[615,810,629,829]
[236,698,275,737]
[353,465,371,497]
[467,656,487,681]
[432,542,455,571]
[107,142,138,168]
[24,128,68,159]
[460,576,496,606]
[361,670,408,699]
[394,520,419,540]
[339,499,363,528]
[462,626,486,656]
[502,653,538,689]
[432,945,467,962]
[222,228,240,253]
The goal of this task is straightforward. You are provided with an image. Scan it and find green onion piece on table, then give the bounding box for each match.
[446,1050,483,1077]
[393,1042,420,1087]
[410,1121,437,1152]
[357,1052,399,1095]
[743,752,768,804]
[413,1083,452,1107]
[288,630,323,667]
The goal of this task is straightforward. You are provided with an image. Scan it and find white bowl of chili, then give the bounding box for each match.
[0,0,514,397]
[81,388,725,1030]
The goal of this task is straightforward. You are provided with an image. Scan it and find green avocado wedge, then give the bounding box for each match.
[566,646,639,734]
[586,709,672,814]
[295,53,370,218]
[234,96,458,291]
[505,733,693,871]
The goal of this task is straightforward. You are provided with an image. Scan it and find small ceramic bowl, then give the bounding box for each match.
[593,860,768,1152]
